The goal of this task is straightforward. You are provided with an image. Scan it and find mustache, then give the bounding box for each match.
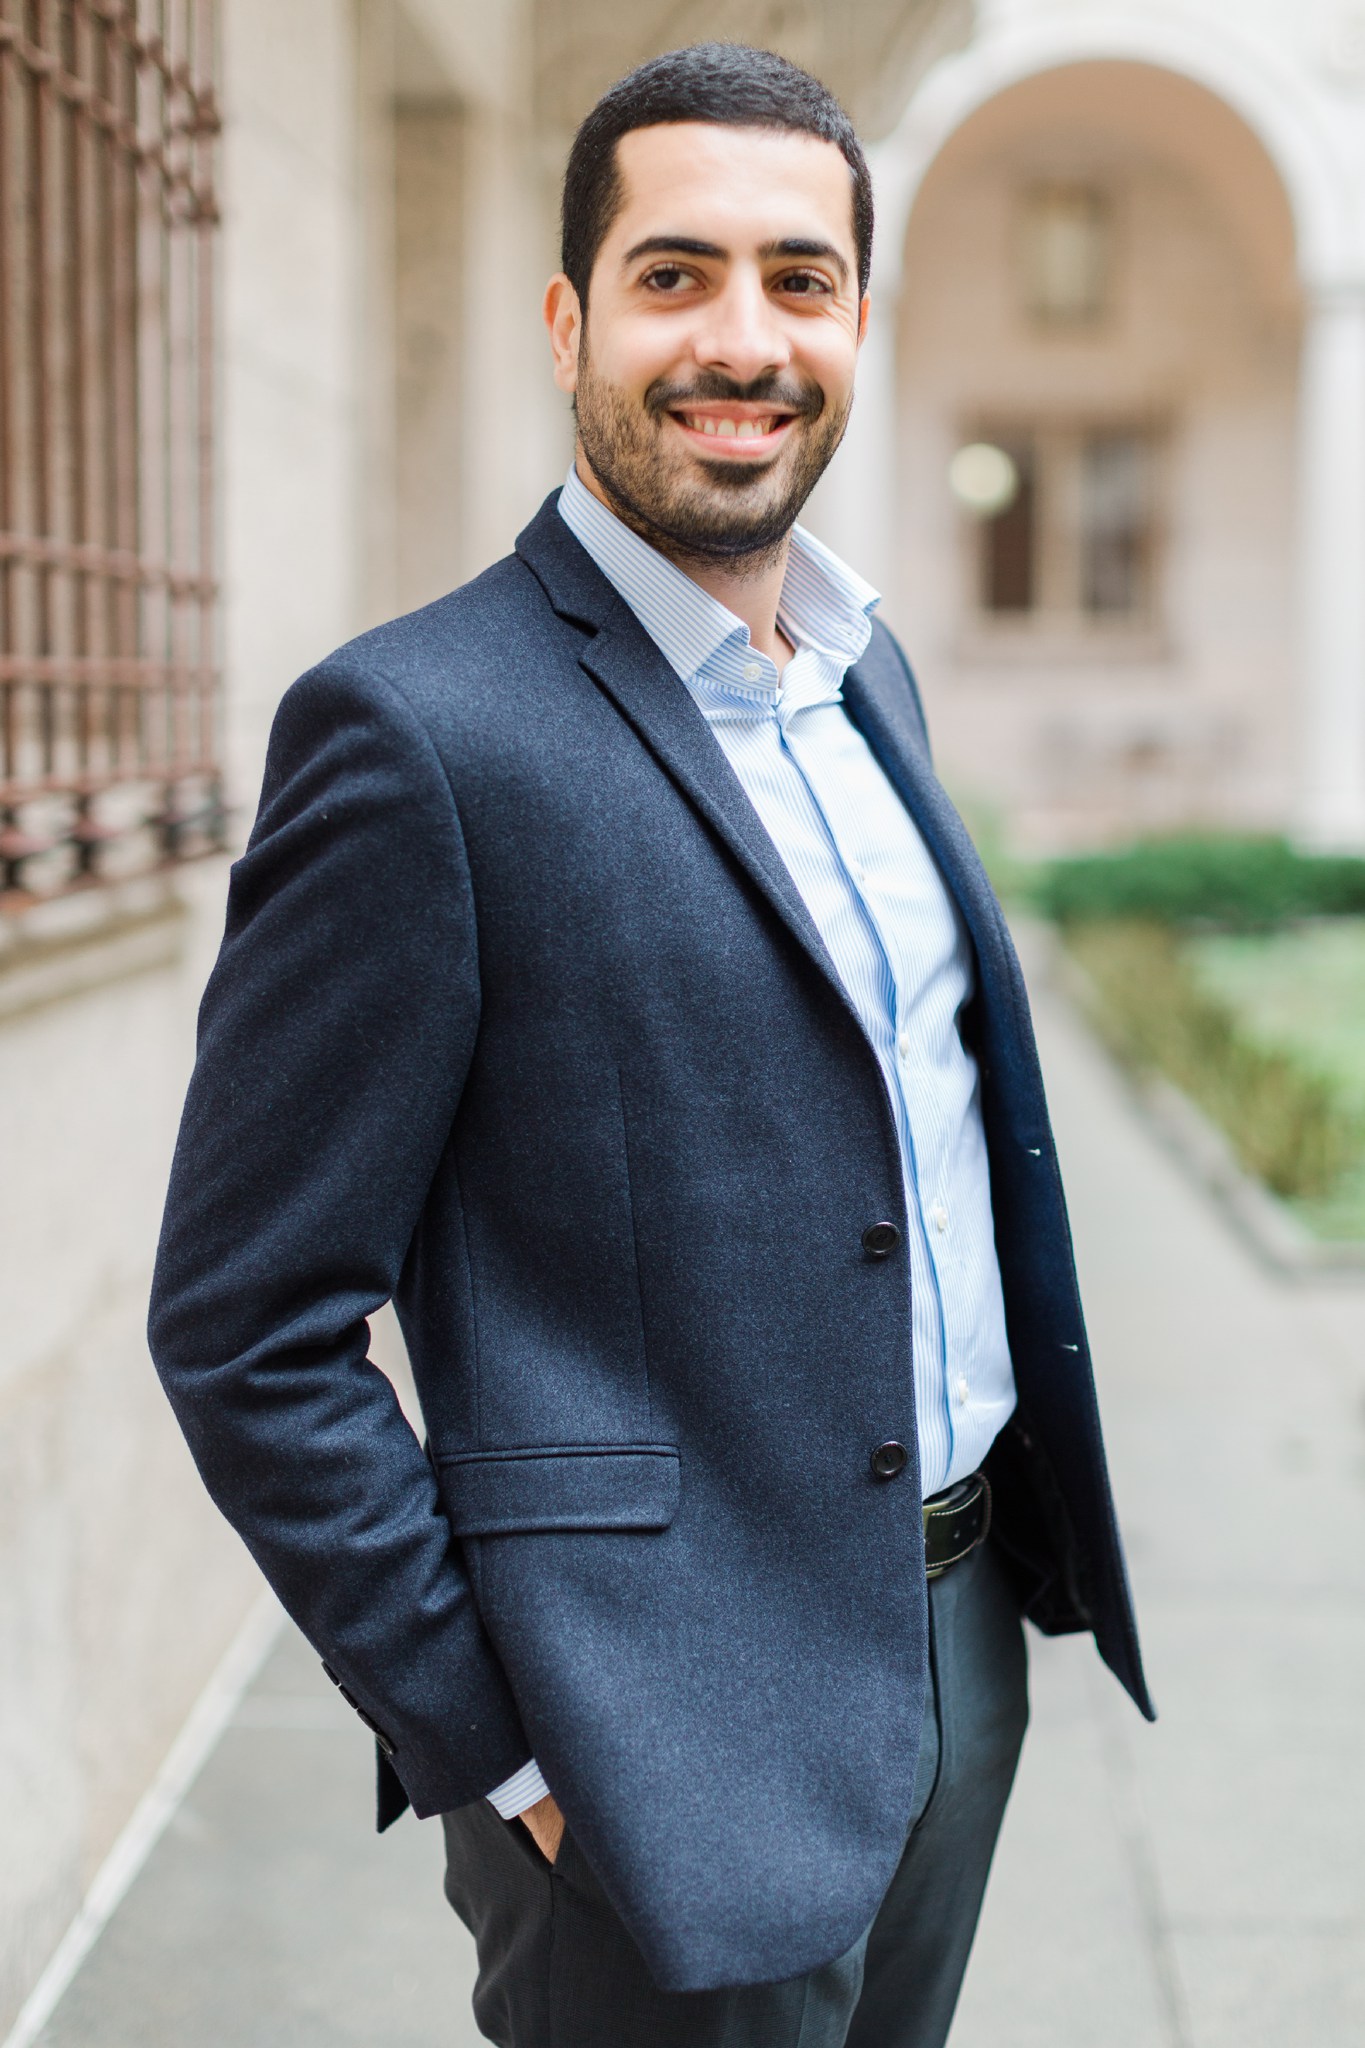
[645,373,824,420]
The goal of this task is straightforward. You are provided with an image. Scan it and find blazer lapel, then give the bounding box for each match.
[841,651,1018,1009]
[518,494,1018,1028]
[517,497,848,1004]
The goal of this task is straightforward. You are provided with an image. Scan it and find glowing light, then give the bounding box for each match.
[949,442,1020,518]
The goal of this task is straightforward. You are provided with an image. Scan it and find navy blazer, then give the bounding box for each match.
[149,493,1151,1995]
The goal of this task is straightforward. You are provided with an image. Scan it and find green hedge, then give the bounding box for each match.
[1036,834,1365,929]
[1067,921,1359,1200]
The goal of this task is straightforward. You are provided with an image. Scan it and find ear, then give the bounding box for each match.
[544,274,583,395]
[856,292,870,349]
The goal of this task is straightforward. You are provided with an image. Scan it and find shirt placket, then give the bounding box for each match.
[876,875,965,1476]
[776,670,957,1485]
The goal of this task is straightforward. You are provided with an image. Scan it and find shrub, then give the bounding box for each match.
[1067,921,1359,1200]
[1035,835,1365,930]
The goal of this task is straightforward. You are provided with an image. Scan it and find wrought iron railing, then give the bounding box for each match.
[0,0,222,912]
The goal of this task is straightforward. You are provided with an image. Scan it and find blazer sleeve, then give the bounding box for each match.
[148,658,531,1818]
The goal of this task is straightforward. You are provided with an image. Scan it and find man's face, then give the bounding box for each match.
[546,122,868,564]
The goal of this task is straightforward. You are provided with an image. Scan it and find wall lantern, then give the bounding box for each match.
[1019,183,1110,325]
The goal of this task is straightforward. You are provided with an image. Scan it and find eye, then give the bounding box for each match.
[777,270,834,297]
[641,264,696,294]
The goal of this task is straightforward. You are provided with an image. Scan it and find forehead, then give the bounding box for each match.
[606,122,857,262]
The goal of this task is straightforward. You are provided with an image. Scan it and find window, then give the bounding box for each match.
[978,436,1036,613]
[953,424,1161,638]
[1078,431,1151,617]
[0,0,222,912]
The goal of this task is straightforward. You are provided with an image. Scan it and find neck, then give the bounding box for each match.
[669,545,792,667]
[574,452,796,669]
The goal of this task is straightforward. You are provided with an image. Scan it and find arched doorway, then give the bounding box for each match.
[893,59,1301,850]
[808,13,1365,851]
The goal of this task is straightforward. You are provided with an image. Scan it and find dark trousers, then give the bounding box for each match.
[442,1539,1028,2048]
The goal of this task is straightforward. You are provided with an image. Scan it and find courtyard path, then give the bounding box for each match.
[22,935,1365,2048]
[954,932,1365,2047]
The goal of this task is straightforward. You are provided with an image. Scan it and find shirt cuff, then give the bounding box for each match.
[486,1758,551,1819]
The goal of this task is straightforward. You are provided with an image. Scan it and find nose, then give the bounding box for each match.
[691,266,791,385]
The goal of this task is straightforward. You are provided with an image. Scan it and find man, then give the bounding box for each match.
[150,42,1151,2048]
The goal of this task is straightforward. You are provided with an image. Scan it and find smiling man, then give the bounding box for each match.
[149,42,1151,2048]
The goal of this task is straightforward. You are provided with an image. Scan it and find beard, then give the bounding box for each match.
[573,349,852,575]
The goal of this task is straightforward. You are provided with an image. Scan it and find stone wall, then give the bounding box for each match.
[0,1,376,2028]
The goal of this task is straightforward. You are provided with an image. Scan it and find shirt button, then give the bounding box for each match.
[955,1375,970,1408]
[932,1203,949,1234]
[742,660,762,681]
[897,1028,912,1060]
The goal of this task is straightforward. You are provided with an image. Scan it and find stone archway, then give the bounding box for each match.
[816,8,1365,846]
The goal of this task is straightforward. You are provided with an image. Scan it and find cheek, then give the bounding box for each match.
[598,312,698,392]
[798,313,860,368]
[798,331,860,404]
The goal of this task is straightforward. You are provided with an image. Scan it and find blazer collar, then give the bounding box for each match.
[515,490,616,632]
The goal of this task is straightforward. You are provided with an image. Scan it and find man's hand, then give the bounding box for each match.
[520,1791,566,1865]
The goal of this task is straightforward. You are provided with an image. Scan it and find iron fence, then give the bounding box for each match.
[0,0,222,912]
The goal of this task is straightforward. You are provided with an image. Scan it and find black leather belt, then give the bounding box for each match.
[923,1472,991,1579]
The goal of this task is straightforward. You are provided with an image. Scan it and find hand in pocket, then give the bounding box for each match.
[520,1791,566,1866]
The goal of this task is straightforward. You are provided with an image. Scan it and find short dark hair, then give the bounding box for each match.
[561,43,874,307]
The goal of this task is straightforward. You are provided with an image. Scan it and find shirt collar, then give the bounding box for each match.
[557,464,879,690]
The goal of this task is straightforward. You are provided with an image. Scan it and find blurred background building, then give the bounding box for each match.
[2,0,1364,2032]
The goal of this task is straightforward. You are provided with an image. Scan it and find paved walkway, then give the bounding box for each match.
[29,943,1365,2047]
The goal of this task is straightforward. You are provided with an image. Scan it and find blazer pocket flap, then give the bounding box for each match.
[436,1444,680,1536]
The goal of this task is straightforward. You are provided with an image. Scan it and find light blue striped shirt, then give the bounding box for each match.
[487,468,1016,1820]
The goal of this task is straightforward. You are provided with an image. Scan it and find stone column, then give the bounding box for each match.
[805,294,900,601]
[1295,284,1365,848]
[394,99,466,614]
[457,105,566,584]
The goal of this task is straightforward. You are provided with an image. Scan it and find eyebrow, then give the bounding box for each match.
[622,234,850,286]
[762,238,850,285]
[622,235,725,266]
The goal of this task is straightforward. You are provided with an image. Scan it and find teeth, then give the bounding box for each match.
[683,414,780,439]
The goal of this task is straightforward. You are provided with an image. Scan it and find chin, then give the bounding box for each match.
[691,459,784,493]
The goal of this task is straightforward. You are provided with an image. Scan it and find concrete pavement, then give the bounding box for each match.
[27,943,1365,2046]
[954,934,1365,2047]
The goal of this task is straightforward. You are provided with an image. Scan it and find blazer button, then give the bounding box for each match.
[862,1221,901,1259]
[870,1440,908,1480]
